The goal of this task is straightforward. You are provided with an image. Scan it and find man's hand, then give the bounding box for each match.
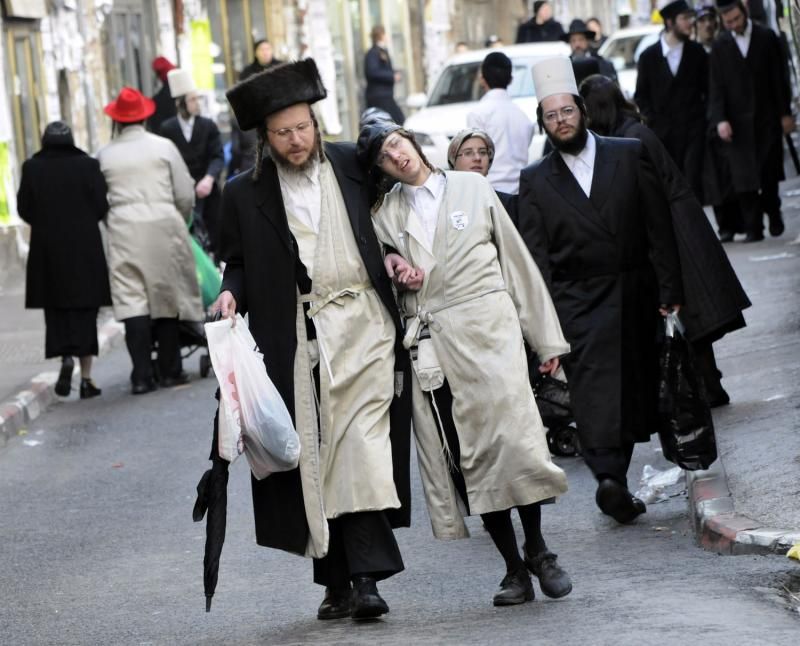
[196,175,215,199]
[659,304,682,317]
[782,115,796,135]
[717,121,733,142]
[384,253,425,291]
[538,357,560,376]
[211,290,237,324]
[394,71,402,83]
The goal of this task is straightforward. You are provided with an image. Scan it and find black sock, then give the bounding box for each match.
[481,509,525,573]
[517,503,548,556]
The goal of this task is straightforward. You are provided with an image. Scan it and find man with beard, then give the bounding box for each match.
[636,0,708,200]
[159,69,224,255]
[562,19,617,85]
[210,59,411,621]
[517,58,683,524]
[709,0,793,242]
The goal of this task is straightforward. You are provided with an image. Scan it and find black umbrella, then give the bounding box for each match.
[193,410,230,612]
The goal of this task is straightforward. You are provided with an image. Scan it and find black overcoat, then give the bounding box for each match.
[17,146,111,310]
[364,46,405,124]
[219,142,411,555]
[616,119,750,343]
[708,22,790,193]
[518,136,683,450]
[147,83,175,134]
[515,18,565,43]
[635,39,708,199]
[161,116,225,249]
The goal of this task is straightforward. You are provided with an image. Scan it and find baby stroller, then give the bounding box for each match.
[151,237,220,380]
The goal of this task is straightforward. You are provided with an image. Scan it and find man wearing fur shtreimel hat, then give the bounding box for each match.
[517,57,684,525]
[159,69,224,256]
[209,59,411,621]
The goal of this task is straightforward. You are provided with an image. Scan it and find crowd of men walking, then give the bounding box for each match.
[13,0,792,625]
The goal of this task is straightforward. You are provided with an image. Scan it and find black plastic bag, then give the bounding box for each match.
[657,313,717,470]
[532,374,573,429]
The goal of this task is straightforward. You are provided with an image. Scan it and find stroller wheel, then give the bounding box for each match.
[547,426,580,457]
[200,354,212,378]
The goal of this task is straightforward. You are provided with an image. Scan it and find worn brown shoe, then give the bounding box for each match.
[523,547,573,599]
[492,568,535,606]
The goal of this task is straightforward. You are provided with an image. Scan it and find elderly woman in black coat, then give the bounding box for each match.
[17,122,112,399]
[579,75,751,406]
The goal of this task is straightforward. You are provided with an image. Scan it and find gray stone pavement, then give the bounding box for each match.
[0,347,798,645]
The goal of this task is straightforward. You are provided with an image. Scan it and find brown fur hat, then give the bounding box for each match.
[226,58,327,130]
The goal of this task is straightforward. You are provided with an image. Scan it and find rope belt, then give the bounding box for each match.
[298,280,373,319]
[402,285,506,349]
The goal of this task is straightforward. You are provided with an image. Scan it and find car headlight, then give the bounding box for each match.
[411,132,434,147]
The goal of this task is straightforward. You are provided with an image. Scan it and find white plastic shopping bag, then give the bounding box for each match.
[205,314,301,479]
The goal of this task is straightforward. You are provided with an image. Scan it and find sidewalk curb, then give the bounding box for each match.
[0,319,124,449]
[687,458,800,556]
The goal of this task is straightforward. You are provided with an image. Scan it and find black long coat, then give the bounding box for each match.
[161,116,225,250]
[219,142,411,555]
[17,146,111,310]
[617,119,750,343]
[635,39,708,199]
[515,18,565,43]
[364,46,405,124]
[147,83,175,134]
[518,136,683,450]
[708,22,791,193]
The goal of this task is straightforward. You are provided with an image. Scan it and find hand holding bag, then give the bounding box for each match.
[657,312,718,471]
[205,315,301,479]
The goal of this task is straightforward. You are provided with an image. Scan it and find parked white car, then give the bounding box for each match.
[598,25,662,98]
[403,42,571,169]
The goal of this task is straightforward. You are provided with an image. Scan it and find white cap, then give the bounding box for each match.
[532,57,578,103]
[167,69,195,98]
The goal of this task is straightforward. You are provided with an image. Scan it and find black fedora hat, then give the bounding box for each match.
[561,19,596,41]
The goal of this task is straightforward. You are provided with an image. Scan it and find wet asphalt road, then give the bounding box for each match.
[0,347,798,646]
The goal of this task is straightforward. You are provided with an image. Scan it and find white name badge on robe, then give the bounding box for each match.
[450,211,468,230]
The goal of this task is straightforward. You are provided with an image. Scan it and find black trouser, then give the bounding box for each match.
[692,339,725,399]
[123,315,182,383]
[312,511,404,588]
[582,444,635,489]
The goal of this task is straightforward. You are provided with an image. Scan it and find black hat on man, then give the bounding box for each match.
[356,120,402,169]
[660,0,695,21]
[695,4,717,19]
[561,19,596,41]
[226,58,327,131]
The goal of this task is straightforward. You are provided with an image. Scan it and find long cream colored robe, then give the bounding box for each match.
[373,170,570,540]
[97,125,202,321]
[287,161,400,558]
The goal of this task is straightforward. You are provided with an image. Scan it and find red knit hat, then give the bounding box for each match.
[104,87,156,123]
[152,56,176,82]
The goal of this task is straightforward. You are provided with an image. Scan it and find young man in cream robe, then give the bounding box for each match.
[356,121,573,607]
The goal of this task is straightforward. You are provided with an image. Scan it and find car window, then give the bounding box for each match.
[602,35,648,69]
[427,57,538,106]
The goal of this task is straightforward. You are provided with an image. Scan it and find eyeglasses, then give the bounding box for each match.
[376,135,404,165]
[267,120,314,139]
[542,106,578,124]
[456,147,490,159]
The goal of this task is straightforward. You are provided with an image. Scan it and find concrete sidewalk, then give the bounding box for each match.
[687,177,800,555]
[0,264,123,448]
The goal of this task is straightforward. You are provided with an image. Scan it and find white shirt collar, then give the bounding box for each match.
[276,159,320,187]
[559,131,596,169]
[660,33,684,57]
[481,88,511,102]
[401,169,445,204]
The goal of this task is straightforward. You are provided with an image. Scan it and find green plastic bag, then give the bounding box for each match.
[191,237,221,310]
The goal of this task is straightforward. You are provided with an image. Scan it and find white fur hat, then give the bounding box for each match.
[167,69,195,98]
[532,57,578,103]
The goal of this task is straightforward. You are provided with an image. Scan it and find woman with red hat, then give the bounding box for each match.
[98,87,203,394]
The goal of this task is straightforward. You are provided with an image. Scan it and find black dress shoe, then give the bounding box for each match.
[706,387,730,408]
[131,379,157,395]
[317,586,351,620]
[493,568,534,606]
[718,230,734,243]
[350,576,389,619]
[742,233,764,243]
[55,357,74,397]
[768,213,785,237]
[79,378,102,399]
[595,478,646,524]
[523,547,572,599]
[160,371,190,388]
